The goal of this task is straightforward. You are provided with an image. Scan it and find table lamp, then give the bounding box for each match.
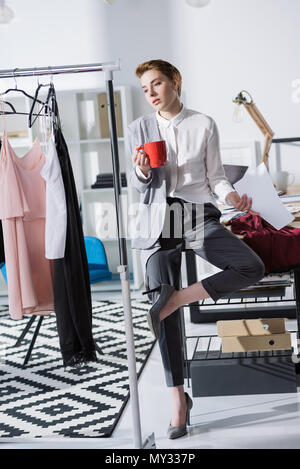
[233,90,274,170]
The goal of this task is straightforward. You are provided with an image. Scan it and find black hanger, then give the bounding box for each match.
[0,68,46,118]
[1,85,46,111]
[1,86,45,105]
[0,88,47,119]
[1,100,17,113]
[28,83,55,128]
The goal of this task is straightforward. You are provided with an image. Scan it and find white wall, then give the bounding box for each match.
[0,0,178,126]
[98,0,300,179]
[98,0,176,117]
[0,0,173,114]
[0,0,110,89]
[1,0,299,178]
[167,0,300,179]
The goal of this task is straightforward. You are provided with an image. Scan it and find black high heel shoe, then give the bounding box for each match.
[142,284,175,340]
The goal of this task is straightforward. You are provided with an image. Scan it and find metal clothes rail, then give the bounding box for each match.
[0,61,150,449]
[0,61,120,79]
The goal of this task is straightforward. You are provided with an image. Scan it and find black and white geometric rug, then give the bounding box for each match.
[0,300,154,438]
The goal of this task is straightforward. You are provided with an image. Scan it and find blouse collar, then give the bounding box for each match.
[156,103,186,128]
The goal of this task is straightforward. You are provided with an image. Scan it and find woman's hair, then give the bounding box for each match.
[135,59,182,97]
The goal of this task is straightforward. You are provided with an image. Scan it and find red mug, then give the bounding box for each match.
[137,140,167,168]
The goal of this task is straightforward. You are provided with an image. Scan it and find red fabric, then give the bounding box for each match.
[229,213,300,273]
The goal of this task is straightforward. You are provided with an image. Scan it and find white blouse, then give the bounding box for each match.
[136,104,234,206]
[40,137,67,259]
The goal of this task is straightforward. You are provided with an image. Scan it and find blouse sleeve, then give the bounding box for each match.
[205,118,234,204]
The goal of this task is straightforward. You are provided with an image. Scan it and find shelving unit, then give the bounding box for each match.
[181,259,300,396]
[0,85,144,294]
[186,332,297,396]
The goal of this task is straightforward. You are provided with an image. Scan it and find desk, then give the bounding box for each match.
[184,184,300,325]
[282,184,300,228]
[219,184,300,229]
[183,185,300,396]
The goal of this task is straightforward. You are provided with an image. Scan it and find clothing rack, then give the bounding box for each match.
[0,61,149,449]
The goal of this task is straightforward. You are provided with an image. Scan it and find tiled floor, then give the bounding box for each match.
[1,289,300,449]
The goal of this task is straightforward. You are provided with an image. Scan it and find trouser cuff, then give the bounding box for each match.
[201,277,219,302]
[166,377,184,387]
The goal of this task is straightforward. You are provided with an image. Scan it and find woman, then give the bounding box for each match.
[127,59,265,439]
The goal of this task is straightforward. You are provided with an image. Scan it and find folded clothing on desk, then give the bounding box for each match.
[229,213,300,273]
[224,276,291,298]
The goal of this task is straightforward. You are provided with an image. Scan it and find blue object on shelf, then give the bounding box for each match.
[0,263,7,285]
[84,236,112,284]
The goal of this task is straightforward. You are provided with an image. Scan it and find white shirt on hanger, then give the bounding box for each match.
[136,104,234,206]
[40,136,67,259]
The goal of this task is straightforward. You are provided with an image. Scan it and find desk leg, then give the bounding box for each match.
[293,265,300,341]
[293,265,300,375]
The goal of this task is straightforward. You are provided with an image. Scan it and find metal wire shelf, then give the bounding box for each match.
[183,332,299,390]
[183,275,297,323]
[185,332,297,362]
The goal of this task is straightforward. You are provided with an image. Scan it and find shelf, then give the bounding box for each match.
[51,85,142,287]
[187,270,300,323]
[187,332,298,397]
[82,187,128,194]
[4,140,32,148]
[83,237,132,243]
[185,332,296,362]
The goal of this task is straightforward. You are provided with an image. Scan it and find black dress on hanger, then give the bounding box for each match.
[50,88,97,366]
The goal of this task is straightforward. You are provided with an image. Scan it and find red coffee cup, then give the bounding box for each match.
[137,140,167,168]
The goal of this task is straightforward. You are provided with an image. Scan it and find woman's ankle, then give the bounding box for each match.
[171,395,188,427]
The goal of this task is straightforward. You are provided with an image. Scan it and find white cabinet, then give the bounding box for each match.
[0,86,144,294]
[54,86,143,291]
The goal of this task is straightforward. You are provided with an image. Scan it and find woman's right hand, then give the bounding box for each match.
[133,146,151,178]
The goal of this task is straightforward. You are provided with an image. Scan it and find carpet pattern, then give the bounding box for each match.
[0,300,153,438]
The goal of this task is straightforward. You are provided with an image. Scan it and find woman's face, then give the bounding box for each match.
[140,69,179,112]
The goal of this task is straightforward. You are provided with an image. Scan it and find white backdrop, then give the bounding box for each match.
[0,0,299,178]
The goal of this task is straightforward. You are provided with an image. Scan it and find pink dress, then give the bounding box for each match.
[0,130,54,319]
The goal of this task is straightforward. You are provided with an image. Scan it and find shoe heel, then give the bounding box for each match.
[185,392,193,427]
[187,408,191,426]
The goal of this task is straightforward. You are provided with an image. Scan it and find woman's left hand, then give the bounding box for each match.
[225,191,260,215]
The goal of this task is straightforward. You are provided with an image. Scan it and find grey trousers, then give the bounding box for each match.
[145,201,265,387]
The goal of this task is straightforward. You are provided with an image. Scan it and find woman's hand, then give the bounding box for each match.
[132,146,151,178]
[225,191,260,215]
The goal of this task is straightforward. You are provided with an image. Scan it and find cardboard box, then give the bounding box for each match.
[217,318,286,337]
[221,333,291,353]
